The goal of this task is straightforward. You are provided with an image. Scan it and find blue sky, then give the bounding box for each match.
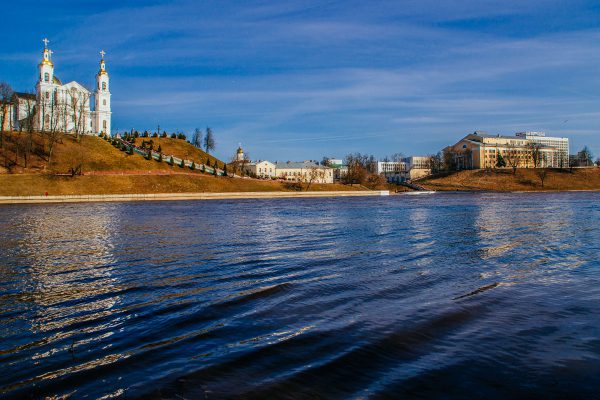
[2,0,600,161]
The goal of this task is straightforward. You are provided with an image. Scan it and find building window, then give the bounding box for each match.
[103,120,107,129]
[103,99,106,106]
[44,73,49,82]
[102,82,107,91]
[45,92,50,99]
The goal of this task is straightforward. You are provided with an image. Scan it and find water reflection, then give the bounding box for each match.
[1,193,600,399]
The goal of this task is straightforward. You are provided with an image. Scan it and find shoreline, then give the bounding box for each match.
[0,190,390,205]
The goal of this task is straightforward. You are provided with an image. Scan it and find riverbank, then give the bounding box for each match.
[0,190,389,204]
[0,174,367,197]
[419,168,600,192]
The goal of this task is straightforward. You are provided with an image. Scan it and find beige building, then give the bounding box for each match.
[444,131,569,170]
[244,160,277,178]
[275,161,334,183]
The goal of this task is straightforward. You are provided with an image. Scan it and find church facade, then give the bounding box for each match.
[8,39,111,136]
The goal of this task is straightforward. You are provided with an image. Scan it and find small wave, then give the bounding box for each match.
[453,282,500,300]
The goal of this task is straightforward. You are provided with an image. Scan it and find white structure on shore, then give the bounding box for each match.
[243,160,334,183]
[244,160,277,178]
[375,156,431,183]
[8,39,111,136]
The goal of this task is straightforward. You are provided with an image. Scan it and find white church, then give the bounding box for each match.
[8,39,111,136]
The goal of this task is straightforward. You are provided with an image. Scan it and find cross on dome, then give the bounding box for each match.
[100,50,106,59]
[42,38,49,48]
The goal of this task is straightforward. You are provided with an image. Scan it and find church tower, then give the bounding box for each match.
[36,38,56,130]
[92,50,111,135]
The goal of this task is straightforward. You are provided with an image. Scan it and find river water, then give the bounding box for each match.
[1,192,600,399]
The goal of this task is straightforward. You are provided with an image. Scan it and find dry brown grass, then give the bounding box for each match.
[420,168,600,191]
[0,174,364,196]
[0,132,365,196]
[132,137,226,169]
[1,132,173,173]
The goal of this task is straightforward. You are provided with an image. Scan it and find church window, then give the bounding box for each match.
[45,92,50,99]
[102,82,107,91]
[44,73,49,82]
[103,99,106,106]
[44,114,49,124]
[103,120,107,129]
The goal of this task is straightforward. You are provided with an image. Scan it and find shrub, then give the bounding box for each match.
[134,131,140,138]
[223,164,228,176]
[161,132,167,138]
[127,146,133,155]
[168,156,174,165]
[213,165,217,176]
[157,145,161,153]
[190,161,195,170]
[179,159,185,168]
[152,132,158,138]
[177,133,186,140]
[157,153,162,162]
[142,131,149,138]
[201,164,205,173]
[171,133,176,139]
[145,151,152,160]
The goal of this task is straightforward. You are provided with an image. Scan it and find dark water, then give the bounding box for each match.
[1,192,600,399]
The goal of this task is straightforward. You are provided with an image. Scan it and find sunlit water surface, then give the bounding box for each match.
[1,192,600,399]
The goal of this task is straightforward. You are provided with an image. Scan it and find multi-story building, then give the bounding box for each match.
[444,131,569,170]
[244,160,277,178]
[275,161,334,183]
[374,157,431,183]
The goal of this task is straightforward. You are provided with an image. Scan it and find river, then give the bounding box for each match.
[1,192,600,398]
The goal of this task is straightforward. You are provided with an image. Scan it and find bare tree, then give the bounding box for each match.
[390,152,404,162]
[0,82,14,168]
[536,168,548,188]
[39,90,64,167]
[192,128,203,149]
[68,88,91,141]
[526,142,543,168]
[503,144,520,174]
[427,153,443,174]
[303,166,325,191]
[204,127,215,154]
[344,153,369,185]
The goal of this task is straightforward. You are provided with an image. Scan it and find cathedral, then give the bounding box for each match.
[9,39,111,135]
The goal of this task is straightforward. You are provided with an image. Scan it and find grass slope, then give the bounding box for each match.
[132,137,226,169]
[420,168,600,191]
[0,174,364,196]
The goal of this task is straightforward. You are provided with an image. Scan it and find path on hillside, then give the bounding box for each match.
[109,136,227,176]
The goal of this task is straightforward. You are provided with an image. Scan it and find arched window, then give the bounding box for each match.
[44,114,49,124]
[103,120,107,129]
[102,82,107,91]
[103,99,106,106]
[44,73,49,82]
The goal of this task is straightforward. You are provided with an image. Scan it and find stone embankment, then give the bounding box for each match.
[0,190,389,204]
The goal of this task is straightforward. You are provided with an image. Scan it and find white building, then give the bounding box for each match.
[244,160,277,178]
[375,156,431,183]
[9,39,111,136]
[275,161,334,183]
